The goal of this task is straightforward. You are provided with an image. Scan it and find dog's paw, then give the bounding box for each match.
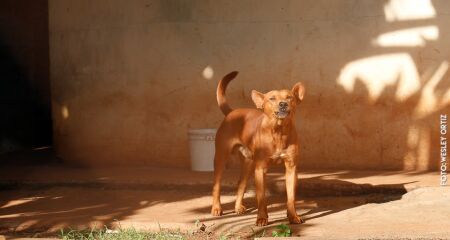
[255,217,268,226]
[288,214,305,224]
[234,205,247,215]
[211,206,223,216]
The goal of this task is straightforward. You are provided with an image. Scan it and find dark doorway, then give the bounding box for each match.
[0,0,52,161]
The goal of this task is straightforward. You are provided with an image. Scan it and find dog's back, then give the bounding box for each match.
[216,108,263,149]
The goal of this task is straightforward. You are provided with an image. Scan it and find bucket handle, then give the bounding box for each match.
[189,135,215,141]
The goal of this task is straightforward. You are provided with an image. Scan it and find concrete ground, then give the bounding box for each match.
[0,152,448,239]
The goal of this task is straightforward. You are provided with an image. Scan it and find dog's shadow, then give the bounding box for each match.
[193,172,409,238]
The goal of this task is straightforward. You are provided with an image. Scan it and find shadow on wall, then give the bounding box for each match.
[297,0,450,171]
[143,0,450,171]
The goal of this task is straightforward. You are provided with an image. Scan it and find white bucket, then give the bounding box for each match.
[188,128,217,171]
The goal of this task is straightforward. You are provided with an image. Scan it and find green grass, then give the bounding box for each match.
[271,224,292,237]
[60,227,185,240]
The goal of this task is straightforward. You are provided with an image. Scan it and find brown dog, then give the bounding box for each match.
[211,71,305,226]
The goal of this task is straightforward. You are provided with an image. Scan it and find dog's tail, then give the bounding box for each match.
[217,71,238,116]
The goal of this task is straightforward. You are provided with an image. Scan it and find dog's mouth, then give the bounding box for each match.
[274,110,290,119]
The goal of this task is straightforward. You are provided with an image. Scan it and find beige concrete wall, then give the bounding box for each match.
[49,0,450,170]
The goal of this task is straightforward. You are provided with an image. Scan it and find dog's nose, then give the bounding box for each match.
[279,102,288,108]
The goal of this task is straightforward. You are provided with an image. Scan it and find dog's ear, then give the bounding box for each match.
[292,82,305,102]
[251,90,265,109]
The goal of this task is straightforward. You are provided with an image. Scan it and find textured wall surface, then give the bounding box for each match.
[49,0,450,170]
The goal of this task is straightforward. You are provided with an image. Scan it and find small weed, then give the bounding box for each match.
[219,235,228,240]
[218,231,239,240]
[250,227,265,238]
[194,219,200,228]
[271,224,291,237]
[60,226,185,240]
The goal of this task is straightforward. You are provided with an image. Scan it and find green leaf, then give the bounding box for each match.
[272,230,279,237]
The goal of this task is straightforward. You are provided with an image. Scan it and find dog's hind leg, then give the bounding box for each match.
[211,149,227,216]
[235,146,253,214]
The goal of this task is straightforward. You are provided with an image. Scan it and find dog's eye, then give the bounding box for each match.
[269,97,276,101]
[286,96,293,100]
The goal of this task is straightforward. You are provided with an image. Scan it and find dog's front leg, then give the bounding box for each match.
[284,156,304,224]
[254,164,268,226]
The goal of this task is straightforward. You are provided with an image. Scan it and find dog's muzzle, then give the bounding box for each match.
[275,102,290,119]
[275,110,290,119]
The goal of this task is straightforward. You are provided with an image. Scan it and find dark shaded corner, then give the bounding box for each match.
[0,0,54,165]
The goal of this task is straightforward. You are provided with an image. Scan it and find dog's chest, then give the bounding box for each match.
[271,132,288,150]
[268,133,290,161]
